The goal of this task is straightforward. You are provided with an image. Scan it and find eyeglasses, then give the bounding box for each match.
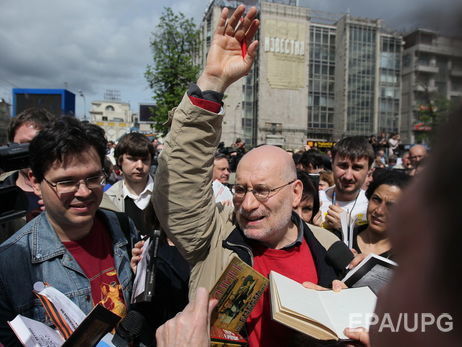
[233,180,296,202]
[43,173,106,196]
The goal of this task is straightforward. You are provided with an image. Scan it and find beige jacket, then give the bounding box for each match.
[153,94,340,297]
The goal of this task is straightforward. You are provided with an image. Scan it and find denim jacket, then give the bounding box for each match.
[0,209,137,346]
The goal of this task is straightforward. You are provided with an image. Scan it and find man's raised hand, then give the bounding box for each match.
[197,5,259,93]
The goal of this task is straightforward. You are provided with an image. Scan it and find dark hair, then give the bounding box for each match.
[365,169,411,200]
[214,153,228,161]
[292,152,303,166]
[8,107,56,142]
[115,132,154,165]
[30,116,107,182]
[299,149,324,171]
[296,169,320,223]
[332,136,374,168]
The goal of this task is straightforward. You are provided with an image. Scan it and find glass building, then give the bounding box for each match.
[307,24,336,140]
[200,1,404,147]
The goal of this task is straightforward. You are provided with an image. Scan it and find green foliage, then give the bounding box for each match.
[145,7,201,135]
[415,94,456,145]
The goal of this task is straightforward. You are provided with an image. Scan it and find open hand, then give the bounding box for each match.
[197,5,259,93]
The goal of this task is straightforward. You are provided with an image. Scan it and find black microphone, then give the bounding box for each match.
[111,310,146,347]
[326,240,354,270]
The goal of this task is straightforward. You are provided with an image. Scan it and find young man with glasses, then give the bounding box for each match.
[0,117,137,346]
[153,6,348,346]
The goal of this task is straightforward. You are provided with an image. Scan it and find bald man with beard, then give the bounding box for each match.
[409,144,427,168]
[153,5,348,347]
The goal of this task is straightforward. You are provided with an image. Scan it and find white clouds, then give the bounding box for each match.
[0,0,460,116]
[0,0,205,114]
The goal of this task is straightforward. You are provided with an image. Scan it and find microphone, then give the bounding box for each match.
[111,310,146,347]
[326,240,354,270]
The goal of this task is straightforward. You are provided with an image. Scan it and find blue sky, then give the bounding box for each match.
[0,0,460,118]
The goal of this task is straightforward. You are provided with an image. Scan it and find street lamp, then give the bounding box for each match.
[78,89,87,122]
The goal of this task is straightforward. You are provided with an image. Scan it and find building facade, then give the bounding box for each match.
[200,0,403,148]
[90,100,132,141]
[0,99,11,145]
[401,29,462,143]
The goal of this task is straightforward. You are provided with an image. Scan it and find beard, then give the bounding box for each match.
[235,202,293,247]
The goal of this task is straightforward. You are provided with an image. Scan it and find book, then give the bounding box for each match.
[131,236,151,303]
[269,271,377,341]
[342,253,398,295]
[210,326,247,346]
[131,231,162,303]
[8,283,121,347]
[209,256,268,345]
[8,315,65,347]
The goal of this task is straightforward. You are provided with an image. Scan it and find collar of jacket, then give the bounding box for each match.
[29,209,130,263]
[0,170,19,186]
[222,212,338,288]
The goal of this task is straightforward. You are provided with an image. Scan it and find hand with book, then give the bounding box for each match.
[347,251,366,269]
[302,279,348,292]
[302,277,371,346]
[343,327,370,346]
[270,271,377,342]
[130,240,145,273]
[155,287,217,347]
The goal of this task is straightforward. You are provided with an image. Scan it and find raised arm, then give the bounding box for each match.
[153,6,259,268]
[197,5,259,93]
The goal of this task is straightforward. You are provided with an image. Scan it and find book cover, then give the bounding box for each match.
[209,256,268,334]
[62,304,121,346]
[342,253,398,295]
[210,326,247,346]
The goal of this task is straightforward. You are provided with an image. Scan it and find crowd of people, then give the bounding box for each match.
[0,4,459,347]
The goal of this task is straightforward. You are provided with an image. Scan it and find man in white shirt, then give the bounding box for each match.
[103,132,157,235]
[319,136,374,245]
[212,153,233,204]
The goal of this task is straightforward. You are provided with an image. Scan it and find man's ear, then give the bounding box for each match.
[28,171,42,197]
[292,179,303,209]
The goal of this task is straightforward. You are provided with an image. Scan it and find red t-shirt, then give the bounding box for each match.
[247,238,318,347]
[63,217,127,318]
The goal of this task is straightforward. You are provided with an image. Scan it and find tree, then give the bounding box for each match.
[415,88,456,145]
[145,7,201,135]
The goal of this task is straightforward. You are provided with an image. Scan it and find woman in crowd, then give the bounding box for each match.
[352,169,410,259]
[318,170,334,191]
[295,170,321,224]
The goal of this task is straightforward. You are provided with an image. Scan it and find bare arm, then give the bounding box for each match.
[155,287,218,347]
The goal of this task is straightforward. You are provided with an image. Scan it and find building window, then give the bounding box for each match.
[105,105,115,111]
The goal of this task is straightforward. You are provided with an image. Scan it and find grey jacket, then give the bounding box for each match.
[153,94,340,297]
[102,179,125,212]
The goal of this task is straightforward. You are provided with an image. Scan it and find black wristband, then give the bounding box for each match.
[188,83,224,104]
